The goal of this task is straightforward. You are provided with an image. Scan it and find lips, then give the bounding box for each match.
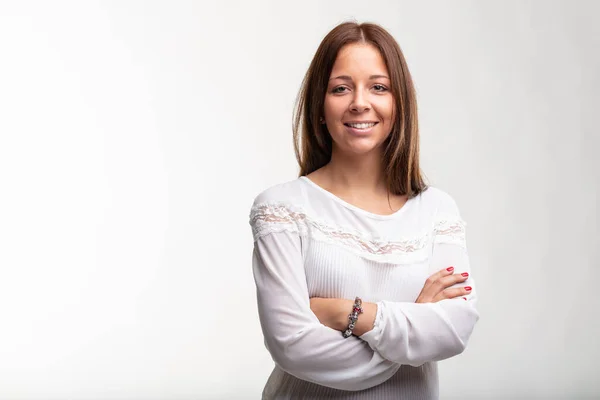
[344,122,379,129]
[344,123,378,136]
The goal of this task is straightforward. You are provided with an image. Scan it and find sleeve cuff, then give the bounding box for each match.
[358,301,384,348]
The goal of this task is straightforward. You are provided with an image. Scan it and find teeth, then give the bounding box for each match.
[347,122,376,129]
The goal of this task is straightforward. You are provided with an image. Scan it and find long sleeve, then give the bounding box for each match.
[359,193,480,367]
[250,205,401,391]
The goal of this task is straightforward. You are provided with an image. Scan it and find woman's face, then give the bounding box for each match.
[323,43,395,156]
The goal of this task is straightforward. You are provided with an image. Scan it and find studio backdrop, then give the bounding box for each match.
[0,1,598,399]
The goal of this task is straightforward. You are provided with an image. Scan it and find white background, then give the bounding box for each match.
[0,1,598,399]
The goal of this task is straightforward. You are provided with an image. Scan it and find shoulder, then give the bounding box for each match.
[248,178,309,238]
[250,178,306,208]
[419,186,462,217]
[422,187,467,246]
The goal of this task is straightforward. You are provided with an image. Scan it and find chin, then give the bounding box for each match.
[338,138,386,155]
[330,125,390,156]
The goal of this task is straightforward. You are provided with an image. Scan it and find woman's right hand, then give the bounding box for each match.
[415,267,471,303]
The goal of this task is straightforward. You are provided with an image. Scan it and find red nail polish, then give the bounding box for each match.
[447,267,454,271]
[463,297,467,300]
[465,286,472,291]
[461,273,469,277]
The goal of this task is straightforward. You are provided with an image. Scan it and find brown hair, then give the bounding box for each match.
[292,21,428,198]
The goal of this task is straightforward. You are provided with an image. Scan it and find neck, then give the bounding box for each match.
[322,147,387,194]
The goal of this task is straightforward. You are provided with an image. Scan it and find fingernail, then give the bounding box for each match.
[465,286,472,291]
[446,267,454,271]
[461,272,469,277]
[463,297,467,300]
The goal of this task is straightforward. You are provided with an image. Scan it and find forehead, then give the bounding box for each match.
[330,43,388,75]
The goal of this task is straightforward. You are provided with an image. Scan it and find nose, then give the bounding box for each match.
[350,88,371,113]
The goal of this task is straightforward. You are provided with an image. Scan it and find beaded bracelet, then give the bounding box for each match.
[342,297,363,338]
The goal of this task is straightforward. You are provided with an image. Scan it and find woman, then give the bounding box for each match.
[249,21,479,399]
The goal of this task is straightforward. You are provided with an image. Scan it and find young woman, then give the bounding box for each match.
[249,21,479,399]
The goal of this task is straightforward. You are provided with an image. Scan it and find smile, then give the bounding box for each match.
[344,122,378,129]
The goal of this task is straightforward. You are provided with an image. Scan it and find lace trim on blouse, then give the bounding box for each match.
[249,202,466,263]
[433,216,467,247]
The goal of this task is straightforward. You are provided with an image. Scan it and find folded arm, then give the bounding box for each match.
[251,222,400,391]
[358,194,480,366]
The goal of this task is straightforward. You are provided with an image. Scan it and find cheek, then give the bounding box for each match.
[375,103,395,126]
[386,99,396,124]
[324,97,347,116]
[376,100,395,139]
[383,98,395,120]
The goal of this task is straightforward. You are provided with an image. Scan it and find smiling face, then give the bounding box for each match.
[323,43,396,156]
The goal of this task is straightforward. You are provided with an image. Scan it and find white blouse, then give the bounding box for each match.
[249,176,479,399]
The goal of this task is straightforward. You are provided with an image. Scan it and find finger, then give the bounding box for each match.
[435,286,472,302]
[424,266,456,288]
[436,272,470,289]
[428,271,468,294]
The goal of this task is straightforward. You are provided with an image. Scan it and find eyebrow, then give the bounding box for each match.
[329,74,390,81]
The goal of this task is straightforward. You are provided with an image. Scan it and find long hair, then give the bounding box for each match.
[292,21,428,198]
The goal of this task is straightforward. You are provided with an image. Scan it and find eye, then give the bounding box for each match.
[373,84,388,92]
[332,86,349,94]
